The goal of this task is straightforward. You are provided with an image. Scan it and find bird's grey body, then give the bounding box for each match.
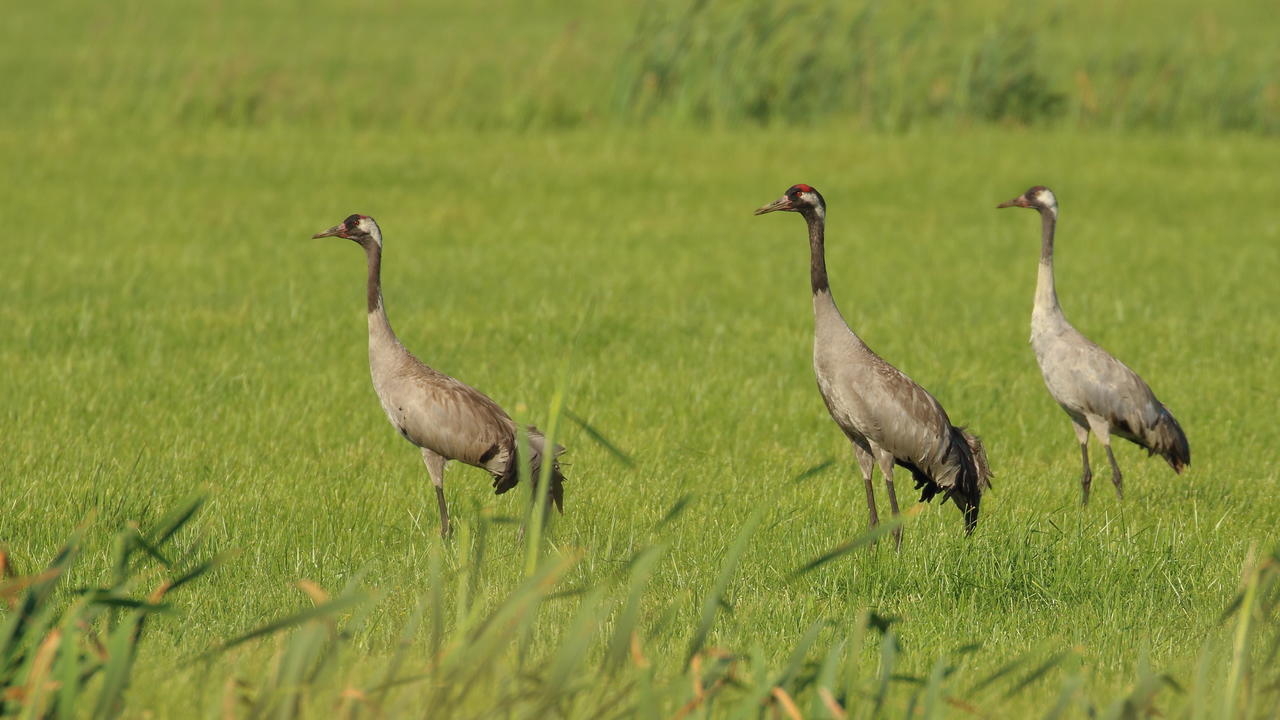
[367,316,556,488]
[758,185,990,543]
[814,295,945,470]
[1000,187,1188,503]
[314,214,564,536]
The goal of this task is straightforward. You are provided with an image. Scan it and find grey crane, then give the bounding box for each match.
[756,185,991,545]
[997,186,1189,504]
[312,214,565,537]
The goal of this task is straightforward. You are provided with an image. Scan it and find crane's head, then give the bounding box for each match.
[997,186,1058,215]
[312,214,382,247]
[754,184,826,219]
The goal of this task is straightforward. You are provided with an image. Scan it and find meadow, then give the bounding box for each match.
[2,0,1279,717]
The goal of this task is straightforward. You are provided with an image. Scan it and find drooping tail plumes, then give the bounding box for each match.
[900,426,992,533]
[953,427,992,534]
[1148,405,1190,473]
[541,463,566,514]
[527,427,566,514]
[491,426,566,513]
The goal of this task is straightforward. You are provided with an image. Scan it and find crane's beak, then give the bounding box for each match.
[754,196,794,215]
[312,224,347,239]
[996,195,1029,209]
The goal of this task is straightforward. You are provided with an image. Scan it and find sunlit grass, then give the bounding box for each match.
[1,122,1278,715]
[2,0,1279,715]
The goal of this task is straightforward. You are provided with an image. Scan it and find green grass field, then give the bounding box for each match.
[3,0,1280,717]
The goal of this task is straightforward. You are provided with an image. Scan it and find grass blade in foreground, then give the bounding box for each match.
[565,408,634,468]
[0,500,218,719]
[685,509,763,667]
[791,514,908,577]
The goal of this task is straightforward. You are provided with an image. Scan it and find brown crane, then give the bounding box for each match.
[998,186,1189,504]
[756,185,991,545]
[312,214,565,537]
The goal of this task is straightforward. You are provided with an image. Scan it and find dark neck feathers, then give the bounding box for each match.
[804,209,829,294]
[362,239,383,313]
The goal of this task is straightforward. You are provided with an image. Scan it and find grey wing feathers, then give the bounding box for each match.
[829,351,990,525]
[878,366,990,520]
[1049,333,1189,472]
[876,363,953,440]
[402,372,517,467]
[394,368,567,510]
[1092,357,1186,468]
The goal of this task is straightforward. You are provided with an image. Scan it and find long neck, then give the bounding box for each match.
[1034,209,1062,318]
[363,241,396,343]
[806,210,829,295]
[805,208,859,343]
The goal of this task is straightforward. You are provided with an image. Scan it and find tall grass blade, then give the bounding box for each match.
[685,509,762,667]
[166,551,234,595]
[1003,650,1072,700]
[791,459,834,483]
[204,593,371,658]
[91,611,144,720]
[791,518,904,577]
[54,610,84,720]
[525,386,563,577]
[17,628,59,720]
[841,609,871,717]
[968,652,1036,696]
[542,586,607,704]
[147,495,206,547]
[873,628,898,716]
[1040,672,1083,720]
[773,619,825,691]
[655,494,693,529]
[427,538,444,670]
[920,656,947,719]
[607,545,664,672]
[1223,548,1262,720]
[564,408,634,468]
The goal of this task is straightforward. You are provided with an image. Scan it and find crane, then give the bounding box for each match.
[997,186,1189,504]
[311,214,565,537]
[756,185,991,545]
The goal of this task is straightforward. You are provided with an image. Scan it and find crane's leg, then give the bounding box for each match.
[1086,416,1123,500]
[874,448,903,551]
[1105,444,1124,500]
[1072,420,1092,505]
[852,441,879,532]
[421,448,451,538]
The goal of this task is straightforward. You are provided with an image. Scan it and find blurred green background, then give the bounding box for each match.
[6,0,1277,133]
